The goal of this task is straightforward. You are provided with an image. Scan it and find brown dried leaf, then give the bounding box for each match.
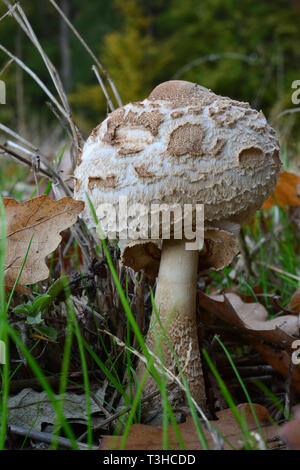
[3,196,84,288]
[262,171,300,209]
[250,340,300,393]
[289,288,300,313]
[100,403,278,450]
[198,291,299,349]
[280,416,300,450]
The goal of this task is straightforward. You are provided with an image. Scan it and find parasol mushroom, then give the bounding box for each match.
[74,80,281,408]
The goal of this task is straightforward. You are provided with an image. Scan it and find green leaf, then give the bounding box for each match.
[26,312,43,325]
[13,305,31,315]
[46,276,70,304]
[33,325,58,341]
[32,295,51,314]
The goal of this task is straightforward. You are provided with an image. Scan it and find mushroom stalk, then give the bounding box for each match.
[137,238,206,408]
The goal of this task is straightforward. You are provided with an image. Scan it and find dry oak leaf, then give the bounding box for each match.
[279,415,300,450]
[3,196,84,288]
[3,387,101,432]
[288,288,300,313]
[249,339,300,393]
[100,403,278,450]
[198,291,299,349]
[262,171,300,209]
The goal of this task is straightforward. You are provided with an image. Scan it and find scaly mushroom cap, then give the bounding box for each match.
[74,80,281,274]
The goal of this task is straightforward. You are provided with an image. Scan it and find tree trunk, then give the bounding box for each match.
[60,0,72,92]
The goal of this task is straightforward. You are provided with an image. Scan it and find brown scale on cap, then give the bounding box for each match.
[167,123,204,157]
[208,103,246,128]
[88,175,117,190]
[118,146,144,156]
[187,107,205,115]
[148,80,215,108]
[134,165,156,179]
[210,137,226,156]
[170,110,184,119]
[238,147,265,169]
[103,108,163,145]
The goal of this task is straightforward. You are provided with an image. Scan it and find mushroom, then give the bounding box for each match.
[74,80,281,408]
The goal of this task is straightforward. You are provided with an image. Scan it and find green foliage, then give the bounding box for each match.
[45,275,70,303]
[1,0,300,140]
[13,294,50,318]
[69,0,300,150]
[12,275,70,341]
[70,0,171,130]
[13,293,57,341]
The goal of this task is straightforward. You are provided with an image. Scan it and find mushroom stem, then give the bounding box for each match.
[137,238,206,408]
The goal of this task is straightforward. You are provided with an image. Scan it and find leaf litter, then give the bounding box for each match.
[100,403,279,450]
[3,195,84,289]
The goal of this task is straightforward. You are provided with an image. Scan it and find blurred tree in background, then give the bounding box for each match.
[1,0,300,155]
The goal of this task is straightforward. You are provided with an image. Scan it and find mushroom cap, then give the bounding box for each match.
[74,80,281,274]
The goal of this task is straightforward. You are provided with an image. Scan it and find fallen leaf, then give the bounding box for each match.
[2,387,101,432]
[279,416,300,450]
[289,288,300,313]
[239,286,264,303]
[100,403,279,450]
[249,339,300,393]
[219,286,264,303]
[198,291,299,349]
[262,171,300,209]
[2,196,84,288]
